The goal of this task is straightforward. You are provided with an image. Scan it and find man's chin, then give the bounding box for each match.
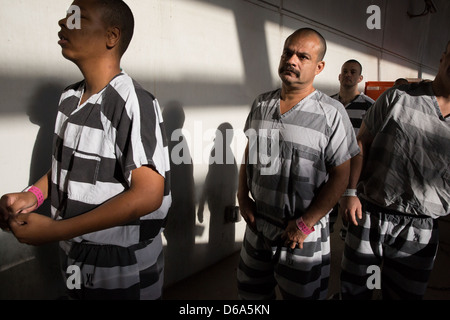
[279,74,298,84]
[61,50,78,63]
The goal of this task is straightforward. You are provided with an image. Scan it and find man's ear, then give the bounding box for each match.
[315,60,325,76]
[358,74,364,84]
[106,26,121,50]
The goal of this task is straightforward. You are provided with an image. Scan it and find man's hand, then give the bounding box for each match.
[238,195,257,231]
[9,212,57,245]
[339,196,362,226]
[281,220,308,249]
[0,192,38,231]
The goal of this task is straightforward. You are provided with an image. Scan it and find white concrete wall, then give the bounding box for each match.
[0,0,448,298]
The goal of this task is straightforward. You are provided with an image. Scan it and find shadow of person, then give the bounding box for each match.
[198,122,238,262]
[162,101,198,282]
[26,81,66,298]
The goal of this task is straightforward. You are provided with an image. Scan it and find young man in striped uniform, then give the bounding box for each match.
[339,41,450,299]
[329,60,374,239]
[237,28,359,300]
[0,0,171,299]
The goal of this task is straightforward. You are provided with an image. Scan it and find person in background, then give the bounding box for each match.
[394,78,409,86]
[330,59,374,239]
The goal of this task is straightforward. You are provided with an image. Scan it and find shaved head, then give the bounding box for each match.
[285,28,327,61]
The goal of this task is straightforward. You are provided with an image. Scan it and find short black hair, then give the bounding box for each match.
[343,59,363,75]
[95,0,134,57]
[285,28,327,61]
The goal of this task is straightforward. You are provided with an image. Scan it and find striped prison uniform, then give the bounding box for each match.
[330,92,375,135]
[51,72,172,299]
[341,81,450,299]
[238,89,359,299]
[328,93,374,233]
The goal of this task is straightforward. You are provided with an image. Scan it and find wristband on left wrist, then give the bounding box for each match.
[342,188,357,197]
[23,185,44,209]
[295,217,315,235]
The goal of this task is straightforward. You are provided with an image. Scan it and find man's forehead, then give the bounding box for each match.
[72,0,99,12]
[284,35,320,53]
[342,62,359,70]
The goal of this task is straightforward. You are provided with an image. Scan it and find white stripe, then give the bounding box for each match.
[63,123,114,159]
[74,225,140,247]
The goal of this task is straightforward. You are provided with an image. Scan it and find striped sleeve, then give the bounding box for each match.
[102,79,167,186]
[363,88,398,136]
[322,95,359,168]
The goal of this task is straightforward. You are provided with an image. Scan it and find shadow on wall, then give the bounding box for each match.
[162,101,199,284]
[197,122,239,260]
[27,82,66,299]
[0,82,66,299]
[162,102,241,286]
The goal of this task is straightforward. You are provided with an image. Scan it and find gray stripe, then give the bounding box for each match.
[361,83,450,217]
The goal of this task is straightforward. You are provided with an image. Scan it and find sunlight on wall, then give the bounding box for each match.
[379,56,422,81]
[1,1,77,78]
[124,0,246,89]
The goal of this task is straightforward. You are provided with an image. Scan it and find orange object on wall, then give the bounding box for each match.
[364,81,395,100]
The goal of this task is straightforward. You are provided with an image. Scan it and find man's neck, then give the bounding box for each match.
[432,78,450,118]
[77,58,121,104]
[280,84,315,114]
[338,86,360,106]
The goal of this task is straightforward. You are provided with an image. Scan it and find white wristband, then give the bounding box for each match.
[342,189,357,197]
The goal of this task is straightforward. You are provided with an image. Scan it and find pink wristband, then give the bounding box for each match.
[24,186,44,209]
[296,217,315,235]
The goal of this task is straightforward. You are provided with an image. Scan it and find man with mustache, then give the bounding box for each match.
[237,28,359,299]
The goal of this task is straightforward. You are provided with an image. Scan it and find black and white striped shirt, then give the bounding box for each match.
[50,72,171,246]
[330,92,374,135]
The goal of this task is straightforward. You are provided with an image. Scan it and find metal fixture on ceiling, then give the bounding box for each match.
[407,0,437,18]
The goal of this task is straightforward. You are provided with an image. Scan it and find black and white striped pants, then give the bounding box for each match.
[237,215,331,300]
[340,199,439,300]
[60,232,165,300]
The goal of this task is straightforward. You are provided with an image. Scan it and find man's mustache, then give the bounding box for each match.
[279,65,300,77]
